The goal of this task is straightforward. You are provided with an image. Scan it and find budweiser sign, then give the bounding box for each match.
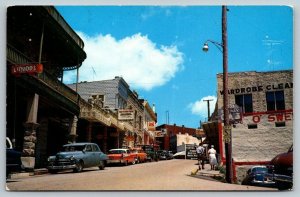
[11,64,43,75]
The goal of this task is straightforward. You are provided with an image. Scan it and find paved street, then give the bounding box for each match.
[6,159,276,191]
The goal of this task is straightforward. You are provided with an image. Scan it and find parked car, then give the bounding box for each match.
[158,150,173,160]
[6,137,23,178]
[168,151,174,159]
[266,145,293,190]
[137,144,159,162]
[130,147,147,163]
[107,148,136,166]
[47,142,108,173]
[241,166,275,187]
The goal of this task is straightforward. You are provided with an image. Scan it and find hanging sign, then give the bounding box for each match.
[11,63,43,75]
[118,109,134,120]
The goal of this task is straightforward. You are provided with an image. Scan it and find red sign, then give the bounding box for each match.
[251,112,293,123]
[11,64,43,75]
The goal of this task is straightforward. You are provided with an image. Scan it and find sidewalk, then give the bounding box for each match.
[9,168,48,179]
[191,163,225,182]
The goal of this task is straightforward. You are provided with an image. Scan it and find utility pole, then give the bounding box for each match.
[222,5,232,184]
[203,99,213,121]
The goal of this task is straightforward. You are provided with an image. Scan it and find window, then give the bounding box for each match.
[266,91,285,111]
[235,94,253,113]
[275,122,286,127]
[248,124,257,129]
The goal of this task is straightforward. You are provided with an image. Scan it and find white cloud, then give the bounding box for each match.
[63,33,184,91]
[188,96,217,119]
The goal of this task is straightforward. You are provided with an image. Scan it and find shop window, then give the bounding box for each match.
[248,124,257,129]
[266,91,285,111]
[235,94,253,113]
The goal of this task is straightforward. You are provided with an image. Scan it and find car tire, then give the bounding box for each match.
[277,181,293,190]
[48,169,58,174]
[74,161,83,173]
[132,159,136,165]
[136,157,140,164]
[99,160,105,170]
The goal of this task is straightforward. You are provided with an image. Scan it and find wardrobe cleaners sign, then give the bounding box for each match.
[219,82,293,95]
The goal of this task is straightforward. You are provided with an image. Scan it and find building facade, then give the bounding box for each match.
[216,70,293,183]
[141,100,157,145]
[156,124,198,152]
[7,6,86,169]
[68,77,156,150]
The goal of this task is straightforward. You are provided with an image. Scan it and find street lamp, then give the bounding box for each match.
[202,5,232,183]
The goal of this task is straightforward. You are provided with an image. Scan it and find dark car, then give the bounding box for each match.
[138,144,159,162]
[6,137,23,178]
[266,145,293,190]
[47,142,108,173]
[242,166,275,187]
[158,150,173,160]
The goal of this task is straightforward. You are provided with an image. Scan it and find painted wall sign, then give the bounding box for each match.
[250,111,293,124]
[11,64,43,75]
[219,82,293,95]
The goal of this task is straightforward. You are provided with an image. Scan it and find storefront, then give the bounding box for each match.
[216,70,293,183]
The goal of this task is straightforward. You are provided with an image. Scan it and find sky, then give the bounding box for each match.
[56,5,293,128]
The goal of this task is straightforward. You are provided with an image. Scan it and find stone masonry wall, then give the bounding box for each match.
[217,70,293,183]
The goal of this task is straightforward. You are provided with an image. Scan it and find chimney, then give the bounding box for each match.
[152,104,156,113]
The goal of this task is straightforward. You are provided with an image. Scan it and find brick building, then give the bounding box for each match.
[216,70,293,183]
[155,124,198,152]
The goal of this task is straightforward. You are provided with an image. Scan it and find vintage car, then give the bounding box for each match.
[266,145,293,190]
[137,144,159,162]
[241,166,275,187]
[107,148,136,166]
[130,148,147,163]
[6,137,23,178]
[47,142,108,173]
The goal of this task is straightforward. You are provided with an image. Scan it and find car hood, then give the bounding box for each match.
[55,151,83,158]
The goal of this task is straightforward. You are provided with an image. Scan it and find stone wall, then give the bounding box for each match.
[216,70,293,183]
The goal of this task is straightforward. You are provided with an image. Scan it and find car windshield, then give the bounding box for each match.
[109,150,125,154]
[253,167,268,173]
[63,145,85,152]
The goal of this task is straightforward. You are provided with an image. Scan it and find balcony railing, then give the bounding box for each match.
[8,44,80,105]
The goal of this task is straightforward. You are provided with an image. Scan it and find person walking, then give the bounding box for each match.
[196,143,205,170]
[208,145,217,170]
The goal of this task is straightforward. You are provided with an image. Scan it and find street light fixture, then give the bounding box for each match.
[202,5,232,184]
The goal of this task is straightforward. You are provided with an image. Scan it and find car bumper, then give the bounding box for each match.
[107,159,125,164]
[47,164,76,170]
[265,173,293,183]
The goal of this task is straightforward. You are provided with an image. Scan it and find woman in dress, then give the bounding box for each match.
[208,145,217,170]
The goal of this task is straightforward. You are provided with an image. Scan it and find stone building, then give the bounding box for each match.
[216,70,293,183]
[68,77,155,149]
[140,100,157,145]
[6,6,86,169]
[126,90,145,147]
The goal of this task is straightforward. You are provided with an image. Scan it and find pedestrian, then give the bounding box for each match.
[208,145,217,170]
[196,143,205,170]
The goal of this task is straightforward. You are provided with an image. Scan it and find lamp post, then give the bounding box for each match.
[202,5,232,183]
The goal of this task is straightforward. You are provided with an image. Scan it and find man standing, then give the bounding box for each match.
[196,143,205,170]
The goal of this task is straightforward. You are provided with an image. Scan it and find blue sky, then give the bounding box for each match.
[56,6,293,128]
